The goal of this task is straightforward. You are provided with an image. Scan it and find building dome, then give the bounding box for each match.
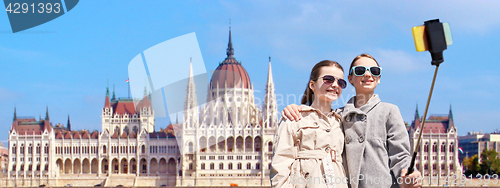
[210,29,251,90]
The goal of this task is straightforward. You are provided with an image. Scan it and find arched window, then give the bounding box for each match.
[247,163,251,169]
[268,141,273,152]
[11,144,16,154]
[28,144,33,154]
[432,142,437,152]
[441,143,446,152]
[228,163,233,170]
[44,144,49,154]
[188,142,193,153]
[449,143,454,152]
[36,144,40,154]
[189,163,193,170]
[20,144,24,154]
[141,145,145,153]
[201,163,205,170]
[103,145,107,154]
[424,142,428,152]
[237,163,242,170]
[256,163,261,170]
[219,163,223,170]
[450,164,454,170]
[210,163,214,170]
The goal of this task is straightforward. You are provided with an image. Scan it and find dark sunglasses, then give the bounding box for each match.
[320,75,347,89]
[350,66,382,77]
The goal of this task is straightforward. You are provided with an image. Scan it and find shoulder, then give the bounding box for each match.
[376,102,401,113]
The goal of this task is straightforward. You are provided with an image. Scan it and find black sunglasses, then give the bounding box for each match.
[350,66,382,77]
[319,75,347,89]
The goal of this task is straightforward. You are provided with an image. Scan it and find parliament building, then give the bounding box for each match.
[6,30,278,187]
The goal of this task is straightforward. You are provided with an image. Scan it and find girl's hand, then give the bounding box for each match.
[281,104,302,121]
[401,169,422,188]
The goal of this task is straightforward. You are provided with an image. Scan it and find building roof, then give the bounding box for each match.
[209,29,251,90]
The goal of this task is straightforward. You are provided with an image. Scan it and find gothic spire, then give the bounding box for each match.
[184,58,199,129]
[13,107,17,121]
[415,104,420,120]
[226,25,234,58]
[263,57,278,128]
[45,106,49,120]
[67,115,71,131]
[112,84,116,101]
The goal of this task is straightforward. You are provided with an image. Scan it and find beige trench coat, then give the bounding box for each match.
[270,105,348,188]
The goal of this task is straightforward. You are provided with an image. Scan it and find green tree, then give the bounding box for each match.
[479,149,500,174]
[463,155,480,175]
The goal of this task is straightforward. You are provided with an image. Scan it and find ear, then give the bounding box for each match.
[348,75,354,84]
[377,76,381,84]
[309,80,315,92]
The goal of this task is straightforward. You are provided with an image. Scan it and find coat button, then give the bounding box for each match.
[326,129,330,132]
[345,136,351,144]
[358,135,364,143]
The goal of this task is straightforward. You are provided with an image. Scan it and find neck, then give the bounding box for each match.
[354,92,374,108]
[310,100,331,115]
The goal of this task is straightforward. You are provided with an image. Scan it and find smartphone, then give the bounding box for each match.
[412,22,452,52]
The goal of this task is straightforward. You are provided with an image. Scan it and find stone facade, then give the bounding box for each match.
[409,106,462,186]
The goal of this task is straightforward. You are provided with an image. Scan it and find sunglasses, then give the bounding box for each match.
[320,75,347,89]
[350,66,382,77]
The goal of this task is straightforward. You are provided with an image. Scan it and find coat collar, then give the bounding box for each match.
[344,94,381,114]
[300,105,341,121]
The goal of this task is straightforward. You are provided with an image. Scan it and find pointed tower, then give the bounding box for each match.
[105,85,111,108]
[45,106,50,120]
[262,57,278,129]
[67,115,72,131]
[183,58,199,129]
[112,84,116,101]
[102,86,113,132]
[448,104,456,131]
[13,107,17,121]
[412,104,421,130]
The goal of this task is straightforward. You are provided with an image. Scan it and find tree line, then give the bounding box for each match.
[462,149,500,175]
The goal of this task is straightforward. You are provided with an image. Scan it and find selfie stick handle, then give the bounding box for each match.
[407,64,440,175]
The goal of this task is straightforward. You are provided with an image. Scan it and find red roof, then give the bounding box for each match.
[91,131,99,139]
[82,131,90,139]
[129,131,137,138]
[121,131,128,138]
[64,132,72,139]
[112,100,137,115]
[210,61,251,89]
[209,30,251,90]
[73,132,81,139]
[111,131,119,139]
[11,118,53,135]
[55,131,63,139]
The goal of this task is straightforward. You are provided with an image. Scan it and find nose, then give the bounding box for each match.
[363,69,372,77]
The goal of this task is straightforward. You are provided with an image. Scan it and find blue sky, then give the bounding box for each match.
[1,0,499,143]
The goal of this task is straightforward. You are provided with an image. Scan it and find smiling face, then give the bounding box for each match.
[348,57,381,94]
[309,65,344,105]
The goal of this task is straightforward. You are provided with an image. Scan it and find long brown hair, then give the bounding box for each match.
[301,60,344,105]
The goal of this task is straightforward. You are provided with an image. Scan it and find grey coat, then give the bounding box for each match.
[338,95,411,188]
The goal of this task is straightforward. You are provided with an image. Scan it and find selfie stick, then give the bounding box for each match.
[407,19,452,175]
